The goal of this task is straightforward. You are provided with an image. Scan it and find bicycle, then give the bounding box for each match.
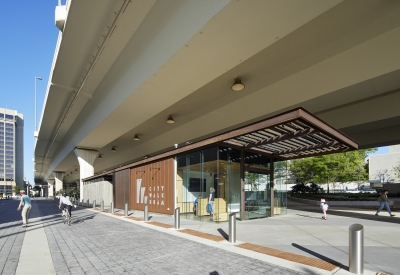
[62,207,71,226]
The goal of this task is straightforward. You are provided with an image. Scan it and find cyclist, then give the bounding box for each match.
[58,192,73,218]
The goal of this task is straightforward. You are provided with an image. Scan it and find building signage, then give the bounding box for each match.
[136,178,165,206]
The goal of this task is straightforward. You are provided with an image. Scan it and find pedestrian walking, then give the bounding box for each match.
[375,190,396,217]
[320,198,329,220]
[17,190,32,227]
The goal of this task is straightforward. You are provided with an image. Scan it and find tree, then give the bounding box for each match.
[12,185,24,194]
[245,172,259,191]
[67,187,80,199]
[394,162,400,180]
[289,149,376,191]
[56,187,80,198]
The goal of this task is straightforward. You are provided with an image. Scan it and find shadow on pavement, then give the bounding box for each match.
[217,228,229,241]
[292,243,344,268]
[288,199,400,224]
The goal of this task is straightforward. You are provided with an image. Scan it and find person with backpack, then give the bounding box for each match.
[375,190,395,217]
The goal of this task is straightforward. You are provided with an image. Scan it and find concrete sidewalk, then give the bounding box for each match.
[108,199,398,275]
[1,198,398,274]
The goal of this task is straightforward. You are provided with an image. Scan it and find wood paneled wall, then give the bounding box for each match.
[130,158,174,215]
[114,169,130,209]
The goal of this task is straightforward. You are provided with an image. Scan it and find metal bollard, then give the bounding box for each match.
[101,200,104,211]
[174,207,180,229]
[93,200,96,209]
[111,202,114,213]
[349,224,364,274]
[144,205,148,221]
[86,199,89,208]
[124,203,128,216]
[229,212,236,243]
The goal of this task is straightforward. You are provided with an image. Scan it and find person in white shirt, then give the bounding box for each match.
[320,198,329,220]
[59,192,73,218]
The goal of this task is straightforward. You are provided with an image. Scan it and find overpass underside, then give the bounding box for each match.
[34,0,400,193]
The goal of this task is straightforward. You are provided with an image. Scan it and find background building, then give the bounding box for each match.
[0,107,24,195]
[369,145,400,183]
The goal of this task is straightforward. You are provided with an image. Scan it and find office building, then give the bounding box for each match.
[0,108,24,195]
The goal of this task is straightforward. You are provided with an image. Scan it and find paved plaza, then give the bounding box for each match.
[0,198,398,275]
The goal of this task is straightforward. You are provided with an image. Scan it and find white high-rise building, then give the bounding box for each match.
[0,107,24,195]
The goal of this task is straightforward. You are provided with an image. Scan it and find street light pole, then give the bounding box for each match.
[34,76,42,132]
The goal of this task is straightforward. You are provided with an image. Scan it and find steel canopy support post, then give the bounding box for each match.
[240,148,245,221]
[270,155,274,217]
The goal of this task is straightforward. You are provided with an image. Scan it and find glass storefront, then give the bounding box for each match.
[176,145,287,222]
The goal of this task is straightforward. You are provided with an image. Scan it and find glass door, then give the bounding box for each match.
[244,172,269,219]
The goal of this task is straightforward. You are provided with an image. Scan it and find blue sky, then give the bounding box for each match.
[0,1,58,185]
[0,1,390,185]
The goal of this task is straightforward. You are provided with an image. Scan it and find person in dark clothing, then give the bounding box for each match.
[375,190,395,217]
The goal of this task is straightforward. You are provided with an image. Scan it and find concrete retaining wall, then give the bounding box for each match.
[82,181,113,206]
[289,196,394,207]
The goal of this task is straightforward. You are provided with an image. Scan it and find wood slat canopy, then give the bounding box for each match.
[84,108,358,181]
[221,108,358,159]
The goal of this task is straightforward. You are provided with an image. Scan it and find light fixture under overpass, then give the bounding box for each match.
[166,115,175,124]
[111,147,116,152]
[98,154,103,159]
[231,77,245,91]
[133,134,140,141]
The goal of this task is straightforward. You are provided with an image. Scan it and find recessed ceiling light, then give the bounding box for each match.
[133,134,140,141]
[111,147,116,152]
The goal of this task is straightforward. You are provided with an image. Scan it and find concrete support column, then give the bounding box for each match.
[47,179,55,197]
[53,172,65,195]
[74,148,98,201]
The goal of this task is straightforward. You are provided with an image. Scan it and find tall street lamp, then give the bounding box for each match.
[34,76,42,133]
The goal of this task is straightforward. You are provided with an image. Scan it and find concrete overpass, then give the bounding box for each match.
[34,0,400,194]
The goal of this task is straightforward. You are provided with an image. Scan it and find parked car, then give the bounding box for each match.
[360,188,377,194]
[345,189,360,193]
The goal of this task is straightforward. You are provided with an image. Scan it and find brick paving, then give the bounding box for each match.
[31,199,306,275]
[0,200,26,275]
